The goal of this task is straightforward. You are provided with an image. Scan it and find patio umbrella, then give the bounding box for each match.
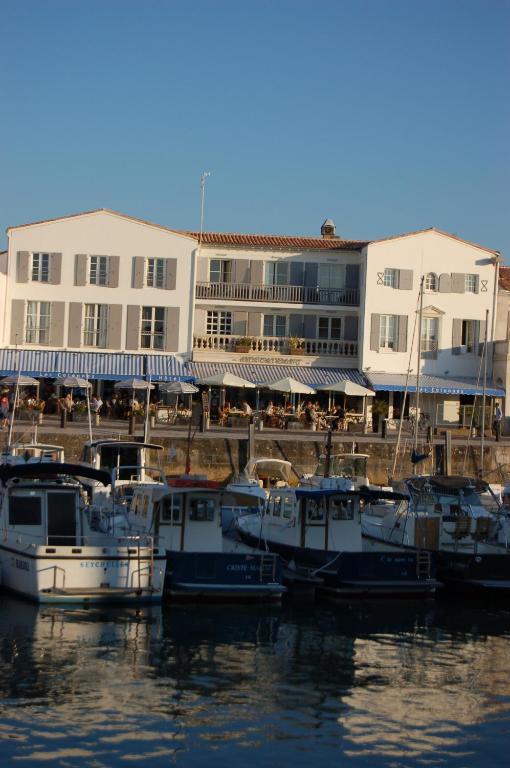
[1,375,40,386]
[53,376,91,389]
[316,381,375,397]
[266,377,316,395]
[113,378,155,390]
[159,381,199,394]
[197,373,255,389]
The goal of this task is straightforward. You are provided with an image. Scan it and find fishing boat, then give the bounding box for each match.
[126,483,286,601]
[231,481,438,597]
[362,475,510,594]
[0,462,166,603]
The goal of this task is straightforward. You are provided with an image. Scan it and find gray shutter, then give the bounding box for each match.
[370,314,380,351]
[289,262,304,286]
[75,254,87,286]
[398,269,413,290]
[233,259,250,284]
[10,300,25,344]
[165,307,180,352]
[194,308,207,335]
[250,260,264,284]
[247,312,261,336]
[68,302,82,348]
[345,264,360,290]
[478,319,486,356]
[289,314,304,336]
[397,315,408,352]
[16,251,29,283]
[304,263,318,286]
[132,257,145,289]
[438,273,451,293]
[474,275,480,294]
[49,302,65,347]
[451,273,465,293]
[452,318,462,354]
[165,258,177,290]
[343,316,358,341]
[303,315,316,338]
[108,256,120,288]
[232,311,248,336]
[196,258,208,282]
[126,305,140,350]
[107,305,122,349]
[49,252,62,284]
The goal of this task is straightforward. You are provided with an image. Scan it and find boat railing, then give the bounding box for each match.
[36,563,66,590]
[111,465,166,486]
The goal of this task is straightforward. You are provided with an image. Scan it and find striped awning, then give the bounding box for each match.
[0,349,192,382]
[187,361,367,388]
[366,372,505,398]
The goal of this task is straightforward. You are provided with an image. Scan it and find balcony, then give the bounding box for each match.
[193,334,358,357]
[196,281,359,306]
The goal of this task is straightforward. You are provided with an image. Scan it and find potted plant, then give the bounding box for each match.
[288,337,303,355]
[371,398,389,433]
[234,336,253,353]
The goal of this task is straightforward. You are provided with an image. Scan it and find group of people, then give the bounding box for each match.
[261,400,347,430]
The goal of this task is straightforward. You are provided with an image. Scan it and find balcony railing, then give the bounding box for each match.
[193,334,358,357]
[196,282,359,306]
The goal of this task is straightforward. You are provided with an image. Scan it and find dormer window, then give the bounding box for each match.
[425,273,438,292]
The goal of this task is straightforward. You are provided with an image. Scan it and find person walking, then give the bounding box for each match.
[493,402,503,442]
[0,392,9,430]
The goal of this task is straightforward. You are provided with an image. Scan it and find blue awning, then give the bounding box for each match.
[366,372,505,398]
[0,349,192,382]
[187,361,367,389]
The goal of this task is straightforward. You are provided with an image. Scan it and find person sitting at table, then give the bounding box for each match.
[328,404,345,431]
[241,399,252,416]
[304,400,318,430]
[264,401,275,426]
[219,401,230,425]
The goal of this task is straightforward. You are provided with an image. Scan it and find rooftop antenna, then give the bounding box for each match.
[199,171,211,247]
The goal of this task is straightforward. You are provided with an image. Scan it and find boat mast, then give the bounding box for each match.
[480,308,489,477]
[413,275,425,454]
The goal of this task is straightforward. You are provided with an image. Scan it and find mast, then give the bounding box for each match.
[480,308,489,477]
[413,275,425,453]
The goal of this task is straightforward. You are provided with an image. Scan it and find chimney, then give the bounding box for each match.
[321,218,338,239]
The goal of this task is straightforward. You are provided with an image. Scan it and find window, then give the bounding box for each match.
[272,496,281,517]
[318,264,344,289]
[89,256,108,286]
[461,320,477,353]
[330,497,355,520]
[161,495,183,523]
[31,253,49,282]
[26,301,50,344]
[379,314,396,349]
[206,311,232,335]
[141,306,165,349]
[421,317,439,354]
[383,268,397,287]
[83,304,108,347]
[9,496,41,526]
[146,258,166,288]
[210,259,232,283]
[465,274,477,293]
[282,495,293,519]
[318,317,342,340]
[263,314,287,337]
[265,262,288,285]
[189,498,215,522]
[425,273,438,292]
[306,499,325,524]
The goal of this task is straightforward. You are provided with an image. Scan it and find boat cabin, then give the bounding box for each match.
[1,443,65,464]
[312,454,369,488]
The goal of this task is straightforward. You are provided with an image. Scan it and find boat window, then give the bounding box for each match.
[189,498,215,522]
[9,496,41,526]
[161,495,183,523]
[282,495,293,519]
[306,499,325,524]
[330,497,355,520]
[272,496,281,517]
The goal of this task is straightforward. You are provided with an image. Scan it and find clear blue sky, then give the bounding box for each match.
[1,0,509,256]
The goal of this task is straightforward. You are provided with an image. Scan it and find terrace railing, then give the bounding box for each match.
[196,282,360,306]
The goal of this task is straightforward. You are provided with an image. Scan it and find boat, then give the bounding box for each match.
[302,452,372,489]
[231,481,439,597]
[1,441,65,464]
[362,475,510,594]
[125,483,286,601]
[0,462,166,603]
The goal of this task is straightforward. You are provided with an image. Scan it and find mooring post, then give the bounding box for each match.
[444,430,452,476]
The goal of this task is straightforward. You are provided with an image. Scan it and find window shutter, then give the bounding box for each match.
[75,254,87,286]
[451,273,465,293]
[108,256,120,288]
[370,314,380,351]
[165,258,177,290]
[397,315,408,352]
[398,270,413,290]
[165,307,180,352]
[68,302,82,348]
[49,253,62,284]
[289,314,304,336]
[16,251,29,283]
[250,260,264,284]
[303,315,316,338]
[132,257,145,289]
[452,318,462,354]
[232,311,248,336]
[196,258,208,282]
[247,312,261,336]
[49,302,65,347]
[107,305,122,349]
[478,319,486,356]
[194,308,207,335]
[233,259,250,284]
[343,316,358,341]
[126,305,140,350]
[438,273,451,293]
[345,264,360,290]
[289,262,304,286]
[10,300,25,344]
[474,275,480,294]
[304,263,318,286]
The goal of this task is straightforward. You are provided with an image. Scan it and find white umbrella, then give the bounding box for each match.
[317,381,375,397]
[1,375,40,386]
[266,377,316,395]
[197,373,255,389]
[160,381,199,394]
[53,376,91,389]
[113,378,155,390]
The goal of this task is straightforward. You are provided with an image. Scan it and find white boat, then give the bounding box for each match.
[302,452,371,489]
[0,462,166,603]
[1,441,65,464]
[222,457,294,531]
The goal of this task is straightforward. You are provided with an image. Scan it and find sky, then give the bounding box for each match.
[1,0,509,257]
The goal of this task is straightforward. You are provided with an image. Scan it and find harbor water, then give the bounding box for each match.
[0,595,509,767]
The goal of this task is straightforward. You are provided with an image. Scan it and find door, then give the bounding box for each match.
[47,492,77,546]
[414,517,440,550]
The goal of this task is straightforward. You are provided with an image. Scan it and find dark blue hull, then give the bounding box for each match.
[164,551,286,601]
[236,531,439,596]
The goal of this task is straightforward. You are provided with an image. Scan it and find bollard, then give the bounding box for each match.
[60,409,67,429]
[381,418,388,439]
[128,413,136,435]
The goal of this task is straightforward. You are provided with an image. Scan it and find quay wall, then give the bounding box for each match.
[12,432,510,485]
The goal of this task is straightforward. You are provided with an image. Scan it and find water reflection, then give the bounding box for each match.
[0,596,509,766]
